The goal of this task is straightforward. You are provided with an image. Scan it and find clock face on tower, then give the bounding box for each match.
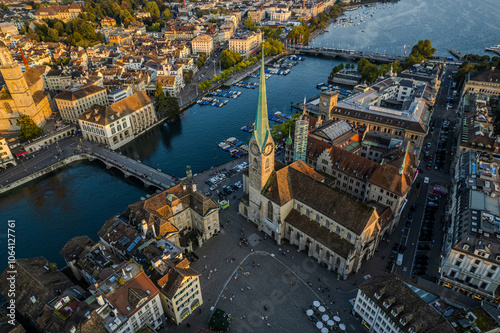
[263,142,274,156]
[250,141,260,156]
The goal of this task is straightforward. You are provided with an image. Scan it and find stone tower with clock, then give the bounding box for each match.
[317,90,338,120]
[245,52,275,226]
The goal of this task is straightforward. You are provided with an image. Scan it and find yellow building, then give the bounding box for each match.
[34,3,83,23]
[0,42,52,131]
[191,34,213,55]
[151,257,202,324]
[55,85,108,124]
[101,16,117,28]
[229,30,262,58]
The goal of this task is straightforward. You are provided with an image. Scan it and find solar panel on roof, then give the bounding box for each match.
[118,236,130,247]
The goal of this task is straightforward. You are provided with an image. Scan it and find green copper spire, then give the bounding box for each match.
[399,142,409,175]
[251,50,270,149]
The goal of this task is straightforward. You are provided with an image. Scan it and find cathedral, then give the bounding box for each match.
[0,42,52,131]
[239,54,393,279]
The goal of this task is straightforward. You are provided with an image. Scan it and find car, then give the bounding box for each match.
[406,221,411,228]
[426,163,432,170]
[428,197,439,202]
[427,201,438,207]
[398,245,406,254]
[210,184,218,191]
[424,177,430,184]
[392,243,400,253]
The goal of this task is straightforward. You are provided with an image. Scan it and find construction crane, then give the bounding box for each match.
[183,0,187,11]
[18,44,30,71]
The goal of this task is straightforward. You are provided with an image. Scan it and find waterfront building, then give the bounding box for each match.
[155,75,182,97]
[330,77,433,155]
[354,275,455,333]
[0,42,52,131]
[77,91,158,149]
[191,34,213,55]
[93,261,166,332]
[271,9,291,22]
[229,30,262,58]
[0,135,16,168]
[462,69,500,97]
[239,54,390,279]
[150,257,202,324]
[124,183,220,243]
[55,84,108,124]
[439,150,500,303]
[35,3,83,23]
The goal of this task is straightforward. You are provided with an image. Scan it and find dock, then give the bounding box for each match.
[485,45,500,56]
[448,49,464,60]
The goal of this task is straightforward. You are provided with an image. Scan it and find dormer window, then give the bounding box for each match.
[374,293,381,300]
[463,244,469,250]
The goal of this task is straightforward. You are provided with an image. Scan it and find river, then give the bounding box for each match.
[1,0,499,269]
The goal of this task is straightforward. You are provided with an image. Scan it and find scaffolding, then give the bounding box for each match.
[293,119,308,162]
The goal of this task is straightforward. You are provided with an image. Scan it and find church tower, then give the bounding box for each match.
[248,51,275,191]
[293,96,308,162]
[0,42,36,113]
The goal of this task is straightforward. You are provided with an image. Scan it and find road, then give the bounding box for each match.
[392,64,461,281]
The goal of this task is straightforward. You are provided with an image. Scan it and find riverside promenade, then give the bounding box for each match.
[0,136,178,195]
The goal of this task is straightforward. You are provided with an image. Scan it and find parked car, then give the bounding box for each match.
[427,201,438,207]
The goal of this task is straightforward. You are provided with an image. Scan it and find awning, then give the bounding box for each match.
[16,151,27,157]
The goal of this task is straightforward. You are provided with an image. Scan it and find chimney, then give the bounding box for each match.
[192,184,197,192]
[96,294,105,306]
[182,185,187,190]
[141,219,148,237]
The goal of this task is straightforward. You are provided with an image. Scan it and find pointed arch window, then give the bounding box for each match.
[265,158,269,169]
[267,201,273,221]
[253,158,258,170]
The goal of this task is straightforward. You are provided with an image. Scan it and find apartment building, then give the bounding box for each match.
[439,150,500,303]
[354,275,455,333]
[229,30,262,58]
[150,257,202,324]
[462,69,500,97]
[44,69,74,91]
[94,261,166,332]
[331,77,433,156]
[271,9,291,21]
[77,91,157,149]
[108,88,132,104]
[0,135,16,168]
[55,85,108,124]
[247,7,265,22]
[0,22,18,36]
[191,34,213,55]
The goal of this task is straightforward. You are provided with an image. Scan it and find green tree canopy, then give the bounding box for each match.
[286,24,310,44]
[261,38,284,56]
[220,49,242,69]
[162,8,171,20]
[144,1,160,18]
[406,40,436,67]
[19,114,43,141]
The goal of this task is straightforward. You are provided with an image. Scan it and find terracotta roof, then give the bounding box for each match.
[285,209,354,258]
[150,258,200,299]
[108,271,159,318]
[263,160,379,235]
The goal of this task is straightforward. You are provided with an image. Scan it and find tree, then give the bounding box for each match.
[162,8,171,20]
[19,114,43,141]
[406,40,436,67]
[183,69,194,83]
[47,28,59,42]
[163,95,181,120]
[361,63,378,83]
[220,49,242,69]
[243,17,258,31]
[287,25,310,44]
[145,1,160,18]
[196,53,207,68]
[154,81,168,117]
[357,58,370,72]
[261,38,284,56]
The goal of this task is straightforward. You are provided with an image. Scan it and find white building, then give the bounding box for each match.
[55,84,108,124]
[354,275,455,333]
[94,261,166,332]
[108,87,132,104]
[77,91,157,149]
[229,30,262,58]
[0,135,16,168]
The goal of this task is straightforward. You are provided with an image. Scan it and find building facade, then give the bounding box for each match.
[0,135,16,168]
[78,91,157,149]
[55,85,108,124]
[191,35,213,55]
[35,3,83,22]
[229,30,262,58]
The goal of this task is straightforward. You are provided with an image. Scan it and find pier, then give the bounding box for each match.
[448,49,464,60]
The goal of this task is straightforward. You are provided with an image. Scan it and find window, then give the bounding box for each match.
[347,234,352,241]
[267,201,273,221]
